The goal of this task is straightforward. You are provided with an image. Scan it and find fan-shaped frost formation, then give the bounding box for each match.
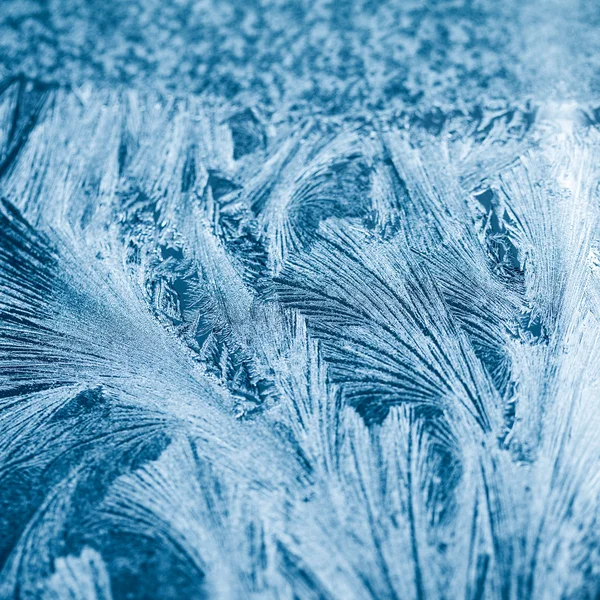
[1,1,600,598]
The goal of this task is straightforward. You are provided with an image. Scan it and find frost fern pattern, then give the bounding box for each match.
[1,76,600,599]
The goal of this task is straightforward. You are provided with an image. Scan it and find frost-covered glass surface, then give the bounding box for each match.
[1,1,600,599]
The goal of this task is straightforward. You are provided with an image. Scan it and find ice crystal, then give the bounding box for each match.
[1,1,600,599]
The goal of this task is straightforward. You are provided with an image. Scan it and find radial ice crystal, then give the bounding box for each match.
[1,1,600,599]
